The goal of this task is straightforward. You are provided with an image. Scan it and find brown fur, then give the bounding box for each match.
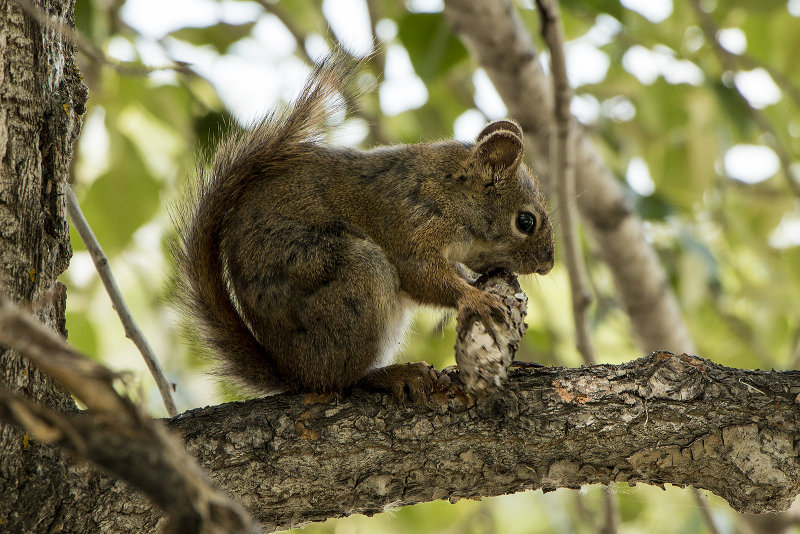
[170,55,555,398]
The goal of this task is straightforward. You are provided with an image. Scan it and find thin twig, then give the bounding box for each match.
[66,186,178,417]
[693,488,723,534]
[535,0,595,365]
[602,485,620,534]
[364,0,387,74]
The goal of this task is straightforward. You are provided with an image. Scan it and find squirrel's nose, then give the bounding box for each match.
[535,252,554,275]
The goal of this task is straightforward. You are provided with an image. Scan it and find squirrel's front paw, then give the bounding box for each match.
[358,362,438,403]
[457,289,510,338]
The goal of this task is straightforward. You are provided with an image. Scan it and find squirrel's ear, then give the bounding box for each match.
[474,128,524,176]
[476,119,523,143]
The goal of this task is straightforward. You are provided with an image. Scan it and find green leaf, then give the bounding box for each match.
[714,0,786,16]
[137,85,194,138]
[65,311,98,359]
[783,247,800,289]
[78,133,161,256]
[74,0,94,38]
[710,81,753,141]
[273,3,325,37]
[743,10,800,78]
[169,22,257,55]
[415,75,472,135]
[617,482,648,521]
[635,193,674,221]
[561,0,626,21]
[397,13,468,82]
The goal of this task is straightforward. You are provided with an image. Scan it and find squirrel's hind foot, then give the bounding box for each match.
[358,362,438,404]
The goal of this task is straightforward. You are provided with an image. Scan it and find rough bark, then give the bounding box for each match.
[171,352,800,524]
[442,0,695,355]
[3,352,794,532]
[0,0,87,530]
[0,0,83,404]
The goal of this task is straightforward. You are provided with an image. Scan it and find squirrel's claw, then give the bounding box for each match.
[358,362,437,404]
[457,290,510,343]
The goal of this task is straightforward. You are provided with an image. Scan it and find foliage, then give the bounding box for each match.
[65,0,800,532]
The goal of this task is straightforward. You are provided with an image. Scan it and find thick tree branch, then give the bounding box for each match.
[6,351,799,531]
[156,352,800,531]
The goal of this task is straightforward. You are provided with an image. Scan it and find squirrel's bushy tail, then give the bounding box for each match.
[168,54,361,392]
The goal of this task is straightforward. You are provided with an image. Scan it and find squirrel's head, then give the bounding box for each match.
[452,120,555,277]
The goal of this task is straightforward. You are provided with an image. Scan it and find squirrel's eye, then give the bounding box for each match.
[516,212,537,234]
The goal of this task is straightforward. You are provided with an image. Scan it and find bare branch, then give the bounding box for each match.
[534,16,612,534]
[66,186,178,417]
[364,0,387,74]
[535,0,595,365]
[601,485,620,534]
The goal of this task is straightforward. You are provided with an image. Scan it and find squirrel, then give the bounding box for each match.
[170,54,555,402]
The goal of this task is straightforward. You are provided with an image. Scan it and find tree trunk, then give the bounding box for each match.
[0,0,86,530]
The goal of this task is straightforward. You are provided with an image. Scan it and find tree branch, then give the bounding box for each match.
[154,352,800,531]
[535,3,614,527]
[535,0,596,365]
[6,349,799,531]
[66,186,178,417]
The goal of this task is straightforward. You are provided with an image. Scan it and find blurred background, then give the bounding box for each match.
[66,0,800,532]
